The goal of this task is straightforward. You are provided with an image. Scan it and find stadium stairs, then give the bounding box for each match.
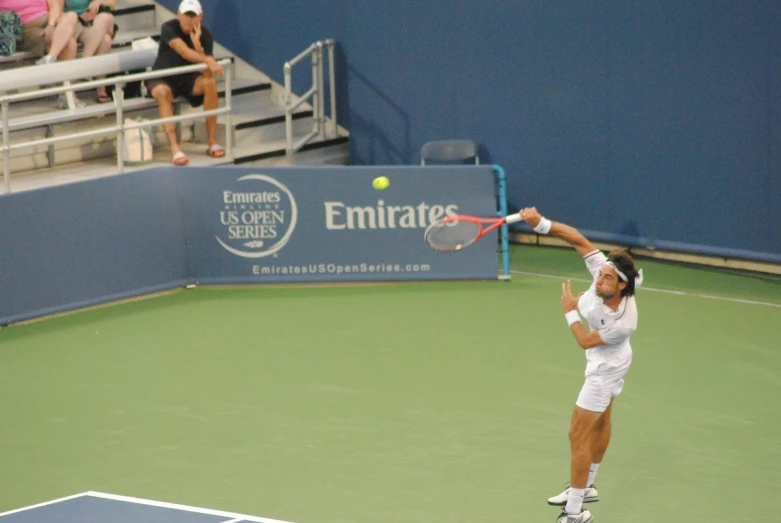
[0,0,350,194]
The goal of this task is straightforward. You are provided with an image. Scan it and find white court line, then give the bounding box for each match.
[85,492,298,523]
[510,270,781,308]
[0,492,91,517]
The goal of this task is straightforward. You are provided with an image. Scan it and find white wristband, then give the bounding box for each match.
[565,310,581,327]
[534,217,552,235]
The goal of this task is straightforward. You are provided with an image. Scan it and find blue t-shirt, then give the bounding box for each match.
[64,0,91,15]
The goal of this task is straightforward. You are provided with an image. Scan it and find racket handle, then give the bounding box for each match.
[505,213,522,224]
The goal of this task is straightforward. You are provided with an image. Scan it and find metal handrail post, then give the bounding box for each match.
[115,81,125,174]
[284,62,293,156]
[282,41,338,155]
[326,40,337,137]
[2,102,9,194]
[311,47,319,137]
[287,43,316,68]
[316,42,325,138]
[225,67,233,160]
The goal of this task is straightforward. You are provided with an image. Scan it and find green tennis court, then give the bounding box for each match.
[1,245,779,523]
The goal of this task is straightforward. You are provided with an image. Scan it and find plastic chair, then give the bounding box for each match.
[420,139,479,165]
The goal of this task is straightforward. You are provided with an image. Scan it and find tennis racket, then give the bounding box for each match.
[424,213,522,252]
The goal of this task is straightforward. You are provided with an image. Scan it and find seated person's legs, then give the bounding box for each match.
[78,12,114,57]
[94,33,114,102]
[37,12,78,63]
[77,13,114,102]
[147,79,188,165]
[191,73,225,157]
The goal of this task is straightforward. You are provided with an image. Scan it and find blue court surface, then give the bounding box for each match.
[0,492,294,523]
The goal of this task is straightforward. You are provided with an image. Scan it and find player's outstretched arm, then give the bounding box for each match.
[518,207,598,257]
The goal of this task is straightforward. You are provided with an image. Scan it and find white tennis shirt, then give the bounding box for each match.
[576,250,637,373]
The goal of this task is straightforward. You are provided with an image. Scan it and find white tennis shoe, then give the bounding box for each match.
[556,509,593,523]
[547,484,599,506]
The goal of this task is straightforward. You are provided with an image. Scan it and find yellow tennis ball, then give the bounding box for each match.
[372,176,390,190]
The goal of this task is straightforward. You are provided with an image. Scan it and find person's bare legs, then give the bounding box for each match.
[59,37,77,60]
[151,83,185,162]
[192,74,224,154]
[93,34,113,100]
[553,404,603,520]
[590,399,613,467]
[78,13,115,100]
[568,405,602,489]
[45,12,78,59]
[78,12,114,57]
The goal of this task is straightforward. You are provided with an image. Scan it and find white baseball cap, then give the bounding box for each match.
[178,0,202,15]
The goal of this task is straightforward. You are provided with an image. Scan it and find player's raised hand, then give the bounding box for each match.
[519,207,542,228]
[561,280,582,312]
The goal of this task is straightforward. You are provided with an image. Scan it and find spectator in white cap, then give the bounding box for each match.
[145,0,224,166]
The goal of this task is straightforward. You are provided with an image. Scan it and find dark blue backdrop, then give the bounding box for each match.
[157,0,780,262]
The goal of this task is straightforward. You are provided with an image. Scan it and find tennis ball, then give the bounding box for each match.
[372,176,390,190]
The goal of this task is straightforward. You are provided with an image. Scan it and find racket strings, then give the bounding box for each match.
[425,219,482,252]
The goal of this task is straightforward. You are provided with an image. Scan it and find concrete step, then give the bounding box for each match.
[4,139,231,194]
[233,135,350,166]
[4,105,189,174]
[187,92,316,148]
[111,27,161,49]
[113,2,156,32]
[3,133,350,194]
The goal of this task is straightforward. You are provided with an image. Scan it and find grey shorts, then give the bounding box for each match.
[21,14,49,56]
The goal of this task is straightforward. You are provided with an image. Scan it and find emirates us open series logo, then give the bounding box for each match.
[216,174,298,258]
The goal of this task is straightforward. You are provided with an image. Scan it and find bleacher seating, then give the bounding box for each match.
[0,51,36,66]
[0,1,158,70]
[0,0,349,194]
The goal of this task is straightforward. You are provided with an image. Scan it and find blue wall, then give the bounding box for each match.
[158,0,780,261]
[0,166,501,325]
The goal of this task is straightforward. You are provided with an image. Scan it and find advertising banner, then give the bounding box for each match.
[173,166,500,283]
[0,165,501,324]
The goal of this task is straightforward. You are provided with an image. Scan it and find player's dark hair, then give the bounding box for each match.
[608,250,639,297]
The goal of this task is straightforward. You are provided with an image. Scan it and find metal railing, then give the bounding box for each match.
[283,39,337,156]
[1,59,233,194]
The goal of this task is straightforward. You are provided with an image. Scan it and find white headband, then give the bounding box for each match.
[606,261,644,287]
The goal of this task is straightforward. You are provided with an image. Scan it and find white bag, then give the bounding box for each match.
[123,117,153,165]
[131,36,159,51]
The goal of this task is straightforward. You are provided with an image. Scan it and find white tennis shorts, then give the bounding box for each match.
[576,358,631,413]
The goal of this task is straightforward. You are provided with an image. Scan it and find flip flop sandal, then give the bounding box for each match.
[172,151,189,166]
[206,144,226,158]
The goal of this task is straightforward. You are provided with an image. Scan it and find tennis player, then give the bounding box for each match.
[519,207,642,523]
